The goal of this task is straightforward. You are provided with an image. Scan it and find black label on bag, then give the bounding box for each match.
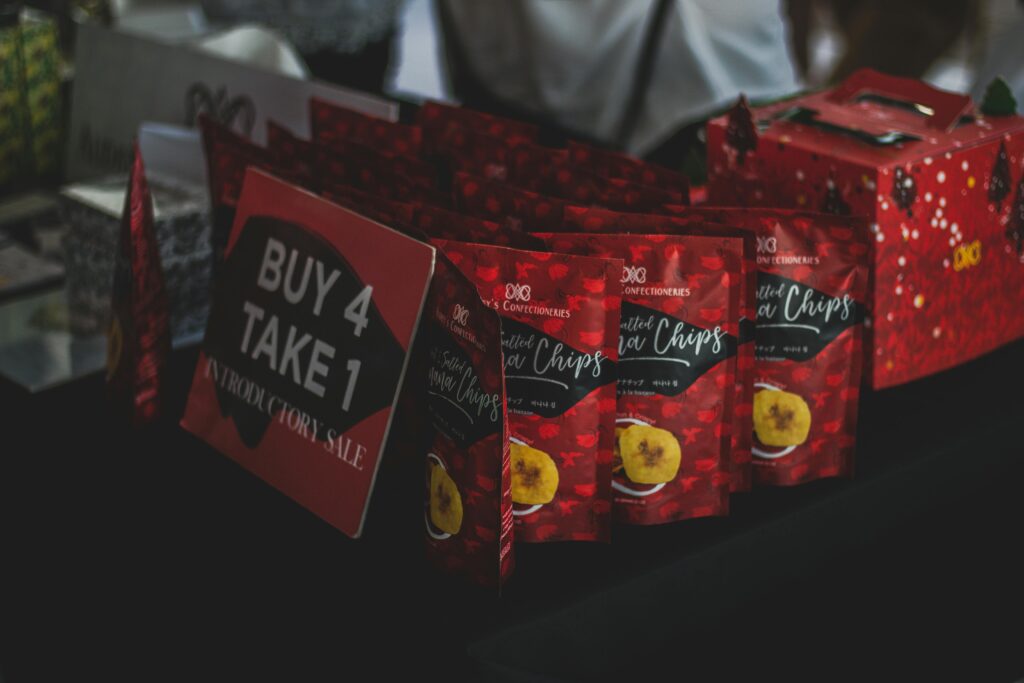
[755,272,865,362]
[203,215,405,447]
[425,320,503,448]
[618,301,737,397]
[499,317,614,417]
[738,316,756,345]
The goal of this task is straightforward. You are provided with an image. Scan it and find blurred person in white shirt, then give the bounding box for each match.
[437,0,802,172]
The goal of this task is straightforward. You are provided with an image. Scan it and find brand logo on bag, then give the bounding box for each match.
[756,235,821,266]
[953,240,982,271]
[621,265,647,284]
[438,302,483,351]
[489,281,569,320]
[505,283,532,302]
[620,265,691,297]
[756,236,778,254]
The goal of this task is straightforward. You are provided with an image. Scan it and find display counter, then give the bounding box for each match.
[1,336,1021,681]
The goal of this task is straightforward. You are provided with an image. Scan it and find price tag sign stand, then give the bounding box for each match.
[181,169,435,537]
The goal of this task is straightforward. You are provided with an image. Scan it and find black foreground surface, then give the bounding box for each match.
[1,339,1022,682]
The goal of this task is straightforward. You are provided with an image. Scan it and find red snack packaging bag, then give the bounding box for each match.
[417,100,539,152]
[567,141,690,202]
[266,120,318,181]
[318,186,537,251]
[505,143,570,193]
[314,140,444,207]
[429,126,526,181]
[321,184,417,228]
[319,139,437,192]
[433,240,622,543]
[665,207,870,485]
[535,232,741,524]
[319,163,447,209]
[310,97,421,156]
[268,121,440,202]
[107,141,171,425]
[453,172,568,232]
[199,116,311,270]
[560,206,756,492]
[417,103,542,181]
[423,252,514,587]
[412,204,544,250]
[546,164,684,211]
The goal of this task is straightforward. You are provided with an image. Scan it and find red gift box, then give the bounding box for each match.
[707,69,1024,388]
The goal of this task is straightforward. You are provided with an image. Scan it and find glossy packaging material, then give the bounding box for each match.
[412,204,542,249]
[199,116,309,270]
[567,141,690,200]
[453,171,568,232]
[315,139,443,207]
[434,241,622,542]
[423,253,513,587]
[107,142,170,425]
[536,232,741,523]
[320,184,417,228]
[310,96,421,156]
[672,208,870,486]
[706,69,1024,388]
[417,100,539,152]
[266,120,318,181]
[544,163,685,211]
[558,206,756,492]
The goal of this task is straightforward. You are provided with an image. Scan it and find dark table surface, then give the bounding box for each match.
[1,338,1022,682]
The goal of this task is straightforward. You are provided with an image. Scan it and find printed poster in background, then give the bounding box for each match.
[67,22,398,181]
[181,169,435,538]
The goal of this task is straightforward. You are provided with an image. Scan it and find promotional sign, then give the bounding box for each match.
[181,169,435,537]
[67,23,397,181]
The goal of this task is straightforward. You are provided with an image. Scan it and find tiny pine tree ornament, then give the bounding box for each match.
[980,77,1017,117]
[725,95,758,165]
[891,167,917,217]
[822,177,851,216]
[1007,175,1024,257]
[989,142,1012,209]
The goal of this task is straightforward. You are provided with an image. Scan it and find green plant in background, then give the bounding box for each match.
[0,18,33,190]
[0,11,62,194]
[23,15,61,180]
